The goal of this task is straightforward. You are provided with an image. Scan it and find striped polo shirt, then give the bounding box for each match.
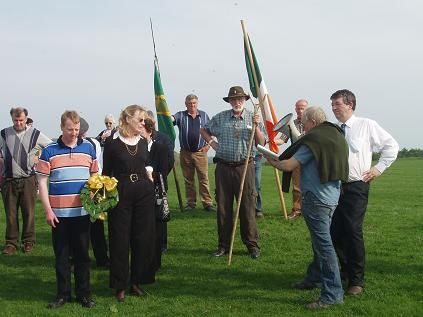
[173,110,210,151]
[36,137,98,218]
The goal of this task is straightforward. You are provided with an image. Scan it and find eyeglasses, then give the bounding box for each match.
[105,122,113,125]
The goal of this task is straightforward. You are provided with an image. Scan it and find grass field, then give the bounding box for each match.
[0,158,422,316]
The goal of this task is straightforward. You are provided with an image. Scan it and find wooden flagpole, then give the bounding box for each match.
[240,20,287,220]
[150,18,184,213]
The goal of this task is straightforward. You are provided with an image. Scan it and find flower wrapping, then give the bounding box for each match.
[80,175,119,222]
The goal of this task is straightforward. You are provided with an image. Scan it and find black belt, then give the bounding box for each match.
[215,158,253,167]
[119,173,146,183]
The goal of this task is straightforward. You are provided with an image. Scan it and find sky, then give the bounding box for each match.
[1,0,421,150]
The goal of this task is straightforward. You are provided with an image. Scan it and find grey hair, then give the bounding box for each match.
[302,106,326,125]
[185,94,198,102]
[104,114,116,124]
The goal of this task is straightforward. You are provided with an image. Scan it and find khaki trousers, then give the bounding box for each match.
[179,149,213,208]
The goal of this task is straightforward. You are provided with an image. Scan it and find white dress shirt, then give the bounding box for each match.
[340,115,399,182]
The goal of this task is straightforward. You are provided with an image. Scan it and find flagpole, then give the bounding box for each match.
[150,18,184,213]
[240,20,287,220]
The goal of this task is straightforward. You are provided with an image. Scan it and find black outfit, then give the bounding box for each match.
[85,137,109,267]
[103,136,156,290]
[95,128,116,147]
[151,131,174,252]
[149,136,170,270]
[90,219,109,266]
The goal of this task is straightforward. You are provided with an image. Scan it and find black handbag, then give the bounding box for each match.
[155,173,170,222]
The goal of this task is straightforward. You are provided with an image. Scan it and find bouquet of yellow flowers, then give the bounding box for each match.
[80,175,119,222]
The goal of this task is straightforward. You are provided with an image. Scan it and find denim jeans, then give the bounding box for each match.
[302,191,344,304]
[254,156,262,212]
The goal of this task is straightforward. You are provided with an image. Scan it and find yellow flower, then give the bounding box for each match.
[88,175,103,189]
[104,177,118,192]
[98,212,108,221]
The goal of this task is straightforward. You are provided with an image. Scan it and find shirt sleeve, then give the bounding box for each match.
[369,120,399,173]
[293,145,313,165]
[35,147,51,176]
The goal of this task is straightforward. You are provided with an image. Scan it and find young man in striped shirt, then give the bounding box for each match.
[36,111,98,309]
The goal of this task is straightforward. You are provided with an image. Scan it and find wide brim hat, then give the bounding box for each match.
[223,86,250,103]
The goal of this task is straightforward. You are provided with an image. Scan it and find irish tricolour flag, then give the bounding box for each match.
[244,35,279,153]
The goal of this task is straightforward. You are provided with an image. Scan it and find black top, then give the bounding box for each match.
[149,141,170,191]
[103,136,151,180]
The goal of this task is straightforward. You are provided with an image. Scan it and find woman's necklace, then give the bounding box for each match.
[123,135,139,156]
[125,143,138,156]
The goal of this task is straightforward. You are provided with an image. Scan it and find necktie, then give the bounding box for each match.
[341,123,346,135]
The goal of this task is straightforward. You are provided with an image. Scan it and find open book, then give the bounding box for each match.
[257,144,280,160]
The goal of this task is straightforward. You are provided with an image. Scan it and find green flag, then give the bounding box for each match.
[154,59,176,141]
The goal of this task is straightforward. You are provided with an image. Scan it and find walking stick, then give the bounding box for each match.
[228,102,260,266]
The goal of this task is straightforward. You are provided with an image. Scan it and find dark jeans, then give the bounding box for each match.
[52,216,91,299]
[1,175,37,247]
[215,162,259,251]
[331,181,370,287]
[302,192,343,304]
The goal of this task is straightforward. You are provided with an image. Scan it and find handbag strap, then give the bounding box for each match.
[159,173,167,197]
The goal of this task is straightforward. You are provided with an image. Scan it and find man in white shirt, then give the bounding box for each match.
[330,89,399,296]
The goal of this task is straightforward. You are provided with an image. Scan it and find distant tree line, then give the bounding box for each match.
[372,148,423,160]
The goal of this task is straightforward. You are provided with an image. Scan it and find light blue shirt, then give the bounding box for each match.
[293,145,340,205]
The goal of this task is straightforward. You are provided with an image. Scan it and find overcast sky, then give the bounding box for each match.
[1,0,421,150]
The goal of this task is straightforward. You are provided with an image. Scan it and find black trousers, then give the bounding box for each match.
[90,219,108,265]
[108,178,156,290]
[52,216,91,299]
[330,181,370,287]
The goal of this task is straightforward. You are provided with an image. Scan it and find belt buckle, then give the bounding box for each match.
[129,174,139,183]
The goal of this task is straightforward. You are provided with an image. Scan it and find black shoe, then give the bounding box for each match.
[249,248,260,259]
[77,296,96,308]
[212,248,228,257]
[47,296,69,309]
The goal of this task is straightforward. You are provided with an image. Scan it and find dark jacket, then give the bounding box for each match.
[279,121,349,193]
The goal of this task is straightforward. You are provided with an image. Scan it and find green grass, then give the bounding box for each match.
[0,158,422,316]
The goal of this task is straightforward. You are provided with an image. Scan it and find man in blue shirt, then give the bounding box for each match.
[265,106,348,310]
[173,94,214,211]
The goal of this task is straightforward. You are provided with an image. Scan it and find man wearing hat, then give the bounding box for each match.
[200,86,265,259]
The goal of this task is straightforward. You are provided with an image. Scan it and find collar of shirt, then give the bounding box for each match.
[338,114,356,129]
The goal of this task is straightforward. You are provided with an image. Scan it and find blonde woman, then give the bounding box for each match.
[102,105,155,302]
